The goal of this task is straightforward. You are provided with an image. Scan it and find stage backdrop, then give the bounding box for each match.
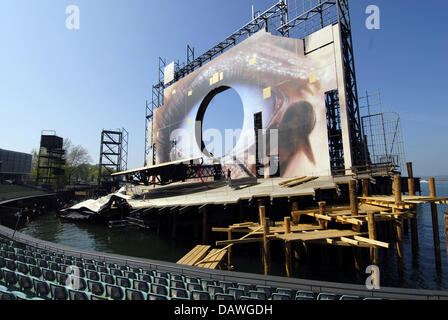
[154,27,345,178]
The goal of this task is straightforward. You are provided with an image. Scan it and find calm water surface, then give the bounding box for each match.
[19,181,448,290]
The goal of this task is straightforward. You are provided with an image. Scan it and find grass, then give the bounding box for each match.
[0,185,49,202]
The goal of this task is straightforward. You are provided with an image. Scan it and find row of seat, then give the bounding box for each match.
[0,237,377,301]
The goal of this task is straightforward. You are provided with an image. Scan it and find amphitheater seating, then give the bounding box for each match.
[0,236,377,301]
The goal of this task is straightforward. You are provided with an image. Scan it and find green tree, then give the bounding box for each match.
[63,138,92,185]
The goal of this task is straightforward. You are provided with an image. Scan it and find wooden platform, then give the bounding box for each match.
[177,245,227,269]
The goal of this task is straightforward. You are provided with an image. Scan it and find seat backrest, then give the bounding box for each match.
[33,279,50,297]
[295,290,315,300]
[116,277,131,288]
[147,293,168,300]
[170,288,189,299]
[151,284,168,296]
[42,269,56,282]
[187,283,203,292]
[248,290,267,300]
[317,293,339,300]
[101,273,115,285]
[170,280,185,290]
[106,284,124,300]
[191,290,210,300]
[87,271,100,281]
[125,289,145,300]
[50,284,68,300]
[87,280,105,296]
[228,288,245,300]
[133,280,149,293]
[3,269,18,285]
[272,293,291,300]
[207,285,224,296]
[17,262,29,275]
[215,293,235,300]
[68,289,89,300]
[18,274,33,291]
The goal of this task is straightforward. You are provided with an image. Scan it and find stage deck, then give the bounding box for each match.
[126,176,338,209]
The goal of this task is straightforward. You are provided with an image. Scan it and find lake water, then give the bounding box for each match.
[18,180,448,290]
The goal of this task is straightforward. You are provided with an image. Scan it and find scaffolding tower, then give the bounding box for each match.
[98,128,128,185]
[36,131,66,187]
[360,90,406,173]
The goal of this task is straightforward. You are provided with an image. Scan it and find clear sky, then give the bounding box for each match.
[0,0,447,176]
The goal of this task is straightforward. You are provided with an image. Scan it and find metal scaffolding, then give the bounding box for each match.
[360,90,406,173]
[98,128,128,185]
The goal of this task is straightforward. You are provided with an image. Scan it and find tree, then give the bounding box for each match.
[63,138,92,184]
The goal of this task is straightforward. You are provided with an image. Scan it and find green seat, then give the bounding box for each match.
[106,284,124,300]
[125,288,147,300]
[50,284,69,300]
[147,293,168,300]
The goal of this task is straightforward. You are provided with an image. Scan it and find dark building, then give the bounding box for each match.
[0,149,32,183]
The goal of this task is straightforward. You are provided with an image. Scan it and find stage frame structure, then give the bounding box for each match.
[144,0,368,173]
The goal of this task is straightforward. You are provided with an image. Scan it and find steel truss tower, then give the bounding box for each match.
[98,128,128,185]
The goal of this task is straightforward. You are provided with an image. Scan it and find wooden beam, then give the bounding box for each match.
[367,212,378,264]
[340,237,359,246]
[263,217,271,275]
[215,238,262,246]
[353,236,389,249]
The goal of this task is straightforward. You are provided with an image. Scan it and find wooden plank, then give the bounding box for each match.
[277,229,365,242]
[340,237,359,245]
[353,236,389,248]
[195,249,227,269]
[177,245,211,265]
[215,238,262,246]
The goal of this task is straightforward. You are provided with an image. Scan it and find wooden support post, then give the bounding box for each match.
[284,216,292,277]
[431,203,441,266]
[429,177,436,198]
[285,241,292,277]
[406,162,414,179]
[393,174,402,204]
[445,213,448,264]
[259,205,266,226]
[362,179,369,197]
[410,212,419,255]
[395,217,404,271]
[291,202,299,223]
[263,217,271,275]
[367,212,378,265]
[408,178,415,196]
[202,207,208,245]
[349,180,358,216]
[227,230,232,270]
[284,216,291,234]
[429,178,441,265]
[318,201,327,229]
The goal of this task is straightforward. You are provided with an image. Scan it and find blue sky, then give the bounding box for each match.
[0,0,447,176]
